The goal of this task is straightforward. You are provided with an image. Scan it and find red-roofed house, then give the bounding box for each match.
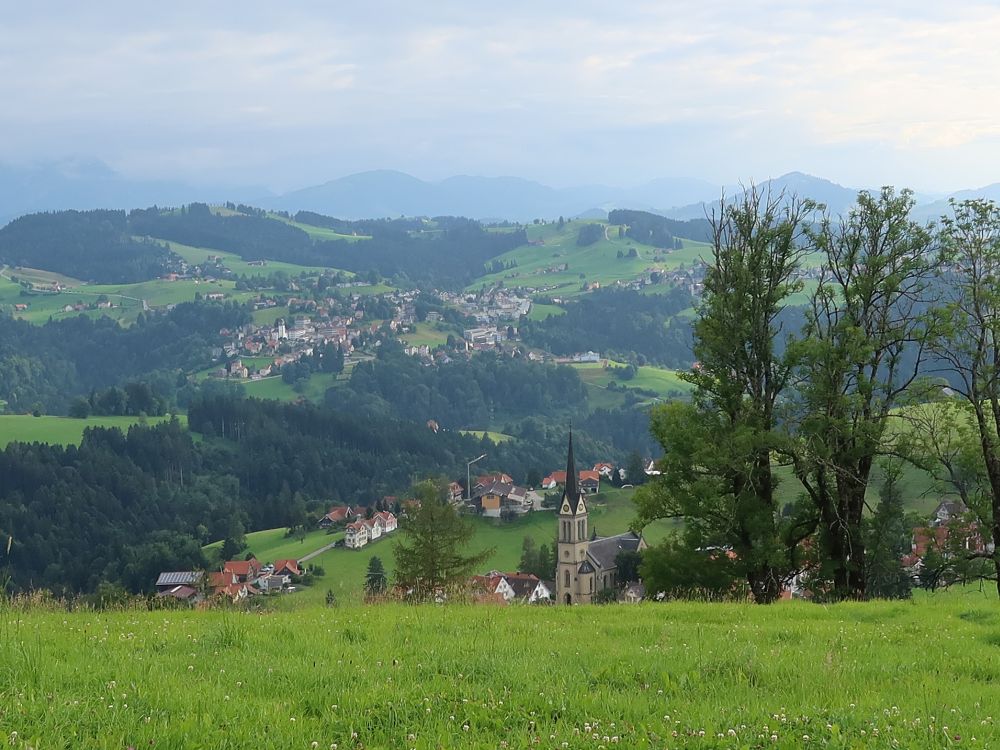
[593,462,614,478]
[541,470,567,490]
[273,559,301,577]
[319,505,357,528]
[476,472,513,488]
[374,511,398,533]
[223,558,262,583]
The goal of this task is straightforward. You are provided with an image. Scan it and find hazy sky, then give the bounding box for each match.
[3,1,998,192]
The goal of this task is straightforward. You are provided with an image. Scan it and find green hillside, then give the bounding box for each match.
[3,595,998,748]
[468,220,711,298]
[0,414,185,448]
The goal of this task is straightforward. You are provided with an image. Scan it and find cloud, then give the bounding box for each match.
[1,1,998,191]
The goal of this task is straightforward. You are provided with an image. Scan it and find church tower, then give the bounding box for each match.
[556,431,592,604]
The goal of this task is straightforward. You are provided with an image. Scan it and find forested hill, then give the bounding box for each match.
[0,300,249,412]
[520,287,696,367]
[0,394,616,595]
[0,210,174,283]
[1,204,527,287]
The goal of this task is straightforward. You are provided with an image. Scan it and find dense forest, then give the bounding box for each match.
[0,301,248,412]
[520,287,696,367]
[0,394,619,594]
[325,349,589,428]
[0,210,175,283]
[607,209,713,245]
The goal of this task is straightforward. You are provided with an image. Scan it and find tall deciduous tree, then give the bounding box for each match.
[635,186,816,603]
[792,187,937,600]
[393,480,492,599]
[922,198,1000,595]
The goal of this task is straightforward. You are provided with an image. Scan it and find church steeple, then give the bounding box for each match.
[559,430,587,517]
[564,430,578,505]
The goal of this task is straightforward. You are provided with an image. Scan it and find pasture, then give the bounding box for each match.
[0,414,185,448]
[2,594,999,749]
[468,220,713,298]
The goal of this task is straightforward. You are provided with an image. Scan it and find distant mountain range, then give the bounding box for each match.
[1,159,998,225]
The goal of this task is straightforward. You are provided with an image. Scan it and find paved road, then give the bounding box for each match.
[298,537,341,563]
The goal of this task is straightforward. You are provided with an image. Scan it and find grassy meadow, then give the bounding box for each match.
[468,220,712,298]
[0,414,185,448]
[2,595,1000,749]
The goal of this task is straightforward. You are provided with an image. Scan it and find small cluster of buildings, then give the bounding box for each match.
[903,499,995,574]
[154,557,302,604]
[468,473,540,518]
[319,505,399,550]
[439,288,532,326]
[469,571,552,604]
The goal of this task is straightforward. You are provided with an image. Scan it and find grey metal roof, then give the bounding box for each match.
[155,571,201,587]
[586,531,642,571]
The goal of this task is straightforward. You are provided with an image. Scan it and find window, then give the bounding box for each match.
[564,570,570,587]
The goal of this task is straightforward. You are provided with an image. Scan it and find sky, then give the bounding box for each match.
[2,1,999,193]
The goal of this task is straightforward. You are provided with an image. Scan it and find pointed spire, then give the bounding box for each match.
[564,430,579,507]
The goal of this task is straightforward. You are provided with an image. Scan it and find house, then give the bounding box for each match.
[501,572,552,603]
[472,481,532,517]
[273,559,301,577]
[541,471,566,490]
[374,511,398,533]
[156,585,200,603]
[593,463,615,479]
[223,558,262,583]
[155,571,202,592]
[578,470,600,495]
[366,515,385,541]
[448,482,465,503]
[555,433,646,605]
[470,573,516,601]
[476,472,513,488]
[543,470,599,493]
[345,520,370,549]
[931,500,969,526]
[258,574,290,593]
[622,581,646,603]
[319,505,357,528]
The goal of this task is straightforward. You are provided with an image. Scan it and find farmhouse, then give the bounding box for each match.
[556,433,645,605]
[472,480,531,517]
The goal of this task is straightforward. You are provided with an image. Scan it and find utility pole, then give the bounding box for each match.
[467,453,487,502]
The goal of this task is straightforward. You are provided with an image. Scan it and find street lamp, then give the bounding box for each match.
[467,453,487,501]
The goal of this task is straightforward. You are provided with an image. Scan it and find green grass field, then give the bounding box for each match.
[3,594,1000,749]
[458,430,515,443]
[160,239,337,277]
[0,414,186,448]
[204,527,337,566]
[525,302,566,321]
[0,272,257,325]
[242,373,337,403]
[573,361,693,400]
[468,220,713,299]
[399,322,456,349]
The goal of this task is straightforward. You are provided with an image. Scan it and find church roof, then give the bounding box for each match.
[578,559,596,574]
[586,530,643,571]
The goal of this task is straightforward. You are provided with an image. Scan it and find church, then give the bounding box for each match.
[556,432,645,604]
